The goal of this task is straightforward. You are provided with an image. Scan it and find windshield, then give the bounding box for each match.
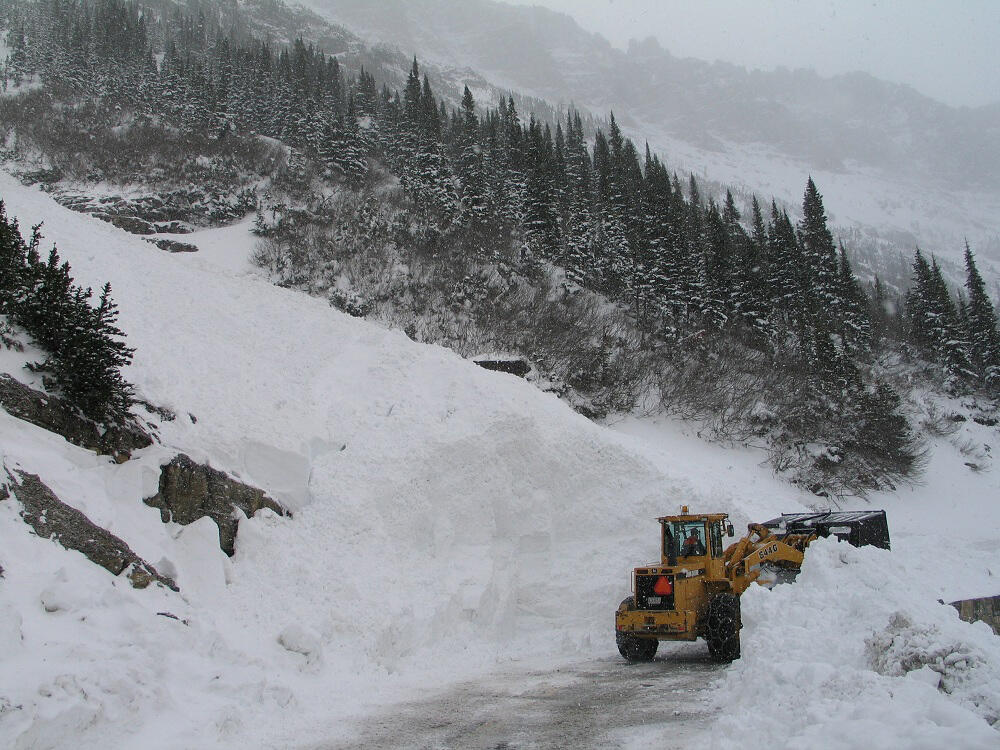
[673,521,707,558]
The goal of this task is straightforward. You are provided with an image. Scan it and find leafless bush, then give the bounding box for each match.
[250,236,286,277]
[918,399,964,437]
[1,320,24,351]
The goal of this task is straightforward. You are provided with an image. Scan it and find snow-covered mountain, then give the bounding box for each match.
[2,167,999,747]
[301,0,1000,271]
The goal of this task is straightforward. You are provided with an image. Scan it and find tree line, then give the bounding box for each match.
[6,0,995,390]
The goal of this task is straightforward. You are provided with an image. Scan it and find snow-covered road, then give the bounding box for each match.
[324,646,719,749]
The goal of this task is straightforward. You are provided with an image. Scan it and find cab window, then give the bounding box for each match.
[710,521,724,558]
[672,521,707,557]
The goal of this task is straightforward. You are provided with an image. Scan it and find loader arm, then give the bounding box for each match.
[724,524,815,594]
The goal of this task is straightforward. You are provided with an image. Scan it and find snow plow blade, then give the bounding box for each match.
[760,510,890,550]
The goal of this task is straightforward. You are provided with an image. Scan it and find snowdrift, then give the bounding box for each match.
[712,538,1000,749]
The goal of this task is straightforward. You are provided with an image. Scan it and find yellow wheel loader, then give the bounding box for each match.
[615,508,889,663]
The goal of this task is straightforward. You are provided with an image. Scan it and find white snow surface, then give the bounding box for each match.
[0,169,998,748]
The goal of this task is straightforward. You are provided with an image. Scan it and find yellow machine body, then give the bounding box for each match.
[615,510,814,659]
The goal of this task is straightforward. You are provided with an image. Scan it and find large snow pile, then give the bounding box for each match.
[710,538,1000,749]
[0,170,721,748]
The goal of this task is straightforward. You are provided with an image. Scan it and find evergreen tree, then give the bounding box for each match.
[738,196,773,342]
[701,198,732,329]
[963,242,1000,385]
[907,249,975,385]
[0,204,134,421]
[51,281,135,421]
[457,86,486,229]
[523,116,560,259]
[766,202,800,325]
[561,110,593,286]
[836,244,871,356]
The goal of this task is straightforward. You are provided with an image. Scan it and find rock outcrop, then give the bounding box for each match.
[144,238,199,253]
[473,357,532,378]
[52,187,256,233]
[0,374,152,461]
[144,454,287,556]
[950,596,1000,636]
[3,470,177,590]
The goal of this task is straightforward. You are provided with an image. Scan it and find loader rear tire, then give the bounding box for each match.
[616,597,658,662]
[706,593,741,663]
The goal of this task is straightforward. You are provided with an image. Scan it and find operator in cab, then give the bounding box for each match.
[682,529,706,556]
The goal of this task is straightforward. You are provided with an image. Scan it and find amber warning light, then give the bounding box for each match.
[653,576,673,596]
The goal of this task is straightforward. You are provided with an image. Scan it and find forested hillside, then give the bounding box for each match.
[1,0,998,496]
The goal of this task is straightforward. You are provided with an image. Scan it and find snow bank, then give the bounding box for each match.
[711,538,1000,749]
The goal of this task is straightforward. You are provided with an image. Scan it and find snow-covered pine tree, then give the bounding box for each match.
[639,146,672,330]
[560,110,594,287]
[457,86,487,231]
[737,196,774,344]
[701,198,732,330]
[907,250,976,386]
[963,242,1000,386]
[523,117,561,261]
[836,244,871,357]
[51,281,135,422]
[0,205,134,422]
[796,178,840,359]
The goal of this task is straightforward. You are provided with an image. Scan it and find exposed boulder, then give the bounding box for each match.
[94,213,156,235]
[52,187,255,233]
[3,470,177,591]
[0,374,152,461]
[473,357,532,378]
[950,595,1000,636]
[144,238,199,253]
[144,454,287,556]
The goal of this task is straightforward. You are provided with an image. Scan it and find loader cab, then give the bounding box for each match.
[660,511,731,565]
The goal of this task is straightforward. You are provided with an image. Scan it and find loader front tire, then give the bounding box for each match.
[616,597,658,662]
[706,593,741,663]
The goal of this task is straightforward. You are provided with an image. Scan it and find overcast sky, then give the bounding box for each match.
[504,0,1000,108]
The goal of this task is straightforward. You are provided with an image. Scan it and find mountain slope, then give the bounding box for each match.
[301,0,1000,267]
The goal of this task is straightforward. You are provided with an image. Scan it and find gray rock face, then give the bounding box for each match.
[473,358,531,377]
[0,374,152,461]
[144,454,287,556]
[950,596,1000,636]
[3,470,177,591]
[144,238,199,253]
[52,187,255,233]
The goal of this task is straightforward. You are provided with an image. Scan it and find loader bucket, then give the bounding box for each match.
[761,510,890,550]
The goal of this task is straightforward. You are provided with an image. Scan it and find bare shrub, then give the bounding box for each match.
[918,399,964,437]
